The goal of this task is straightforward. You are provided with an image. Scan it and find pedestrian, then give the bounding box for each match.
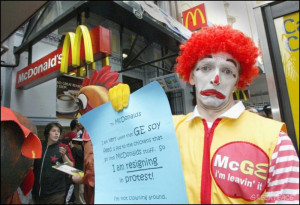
[63,119,85,204]
[246,106,258,114]
[63,119,83,141]
[32,122,74,204]
[62,119,81,204]
[72,130,94,204]
[70,138,86,204]
[263,104,273,119]
[61,136,76,204]
[110,25,299,204]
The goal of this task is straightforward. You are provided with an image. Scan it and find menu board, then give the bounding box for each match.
[56,75,83,119]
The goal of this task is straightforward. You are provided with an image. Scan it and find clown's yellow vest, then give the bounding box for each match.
[173,110,285,204]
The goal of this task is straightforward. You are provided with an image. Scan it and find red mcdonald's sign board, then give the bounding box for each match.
[16,25,111,89]
[182,3,208,31]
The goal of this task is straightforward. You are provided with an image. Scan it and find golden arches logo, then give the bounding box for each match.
[60,25,95,75]
[234,90,248,101]
[185,8,206,28]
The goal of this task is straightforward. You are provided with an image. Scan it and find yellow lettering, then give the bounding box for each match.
[255,163,268,180]
[240,160,254,175]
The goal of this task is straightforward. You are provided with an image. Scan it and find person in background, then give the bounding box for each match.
[32,122,74,204]
[246,106,258,114]
[63,119,83,141]
[72,130,94,204]
[64,119,85,204]
[61,136,76,204]
[62,119,81,204]
[69,138,86,204]
[110,25,299,204]
[263,104,273,119]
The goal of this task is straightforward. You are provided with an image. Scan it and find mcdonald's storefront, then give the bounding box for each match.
[1,1,192,139]
[1,1,298,152]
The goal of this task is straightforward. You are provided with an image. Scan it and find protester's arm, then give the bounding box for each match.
[265,131,299,203]
[108,84,130,111]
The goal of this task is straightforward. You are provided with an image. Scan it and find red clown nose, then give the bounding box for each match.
[214,75,220,84]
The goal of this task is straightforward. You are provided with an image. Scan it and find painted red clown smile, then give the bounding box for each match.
[200,89,226,99]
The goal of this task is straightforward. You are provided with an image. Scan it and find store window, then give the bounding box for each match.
[122,75,143,93]
[167,90,184,115]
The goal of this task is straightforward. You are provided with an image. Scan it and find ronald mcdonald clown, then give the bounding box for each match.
[111,25,299,204]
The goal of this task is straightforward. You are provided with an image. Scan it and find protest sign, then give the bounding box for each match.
[79,81,187,204]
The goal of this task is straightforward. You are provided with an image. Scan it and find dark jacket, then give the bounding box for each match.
[32,141,70,197]
[71,145,84,171]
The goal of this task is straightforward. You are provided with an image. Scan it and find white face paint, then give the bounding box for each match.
[190,52,239,109]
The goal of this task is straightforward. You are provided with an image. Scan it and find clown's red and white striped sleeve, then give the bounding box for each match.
[265,131,299,204]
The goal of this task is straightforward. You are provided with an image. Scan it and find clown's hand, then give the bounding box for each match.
[109,84,130,112]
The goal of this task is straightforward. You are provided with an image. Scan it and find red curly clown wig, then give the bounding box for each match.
[175,25,260,89]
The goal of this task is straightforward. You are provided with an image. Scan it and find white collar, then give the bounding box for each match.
[186,101,245,123]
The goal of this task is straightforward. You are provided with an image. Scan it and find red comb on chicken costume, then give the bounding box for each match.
[77,65,120,117]
[81,65,120,88]
[175,25,260,89]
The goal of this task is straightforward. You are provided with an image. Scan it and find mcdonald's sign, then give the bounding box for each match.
[182,3,208,31]
[233,90,250,101]
[16,25,111,89]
